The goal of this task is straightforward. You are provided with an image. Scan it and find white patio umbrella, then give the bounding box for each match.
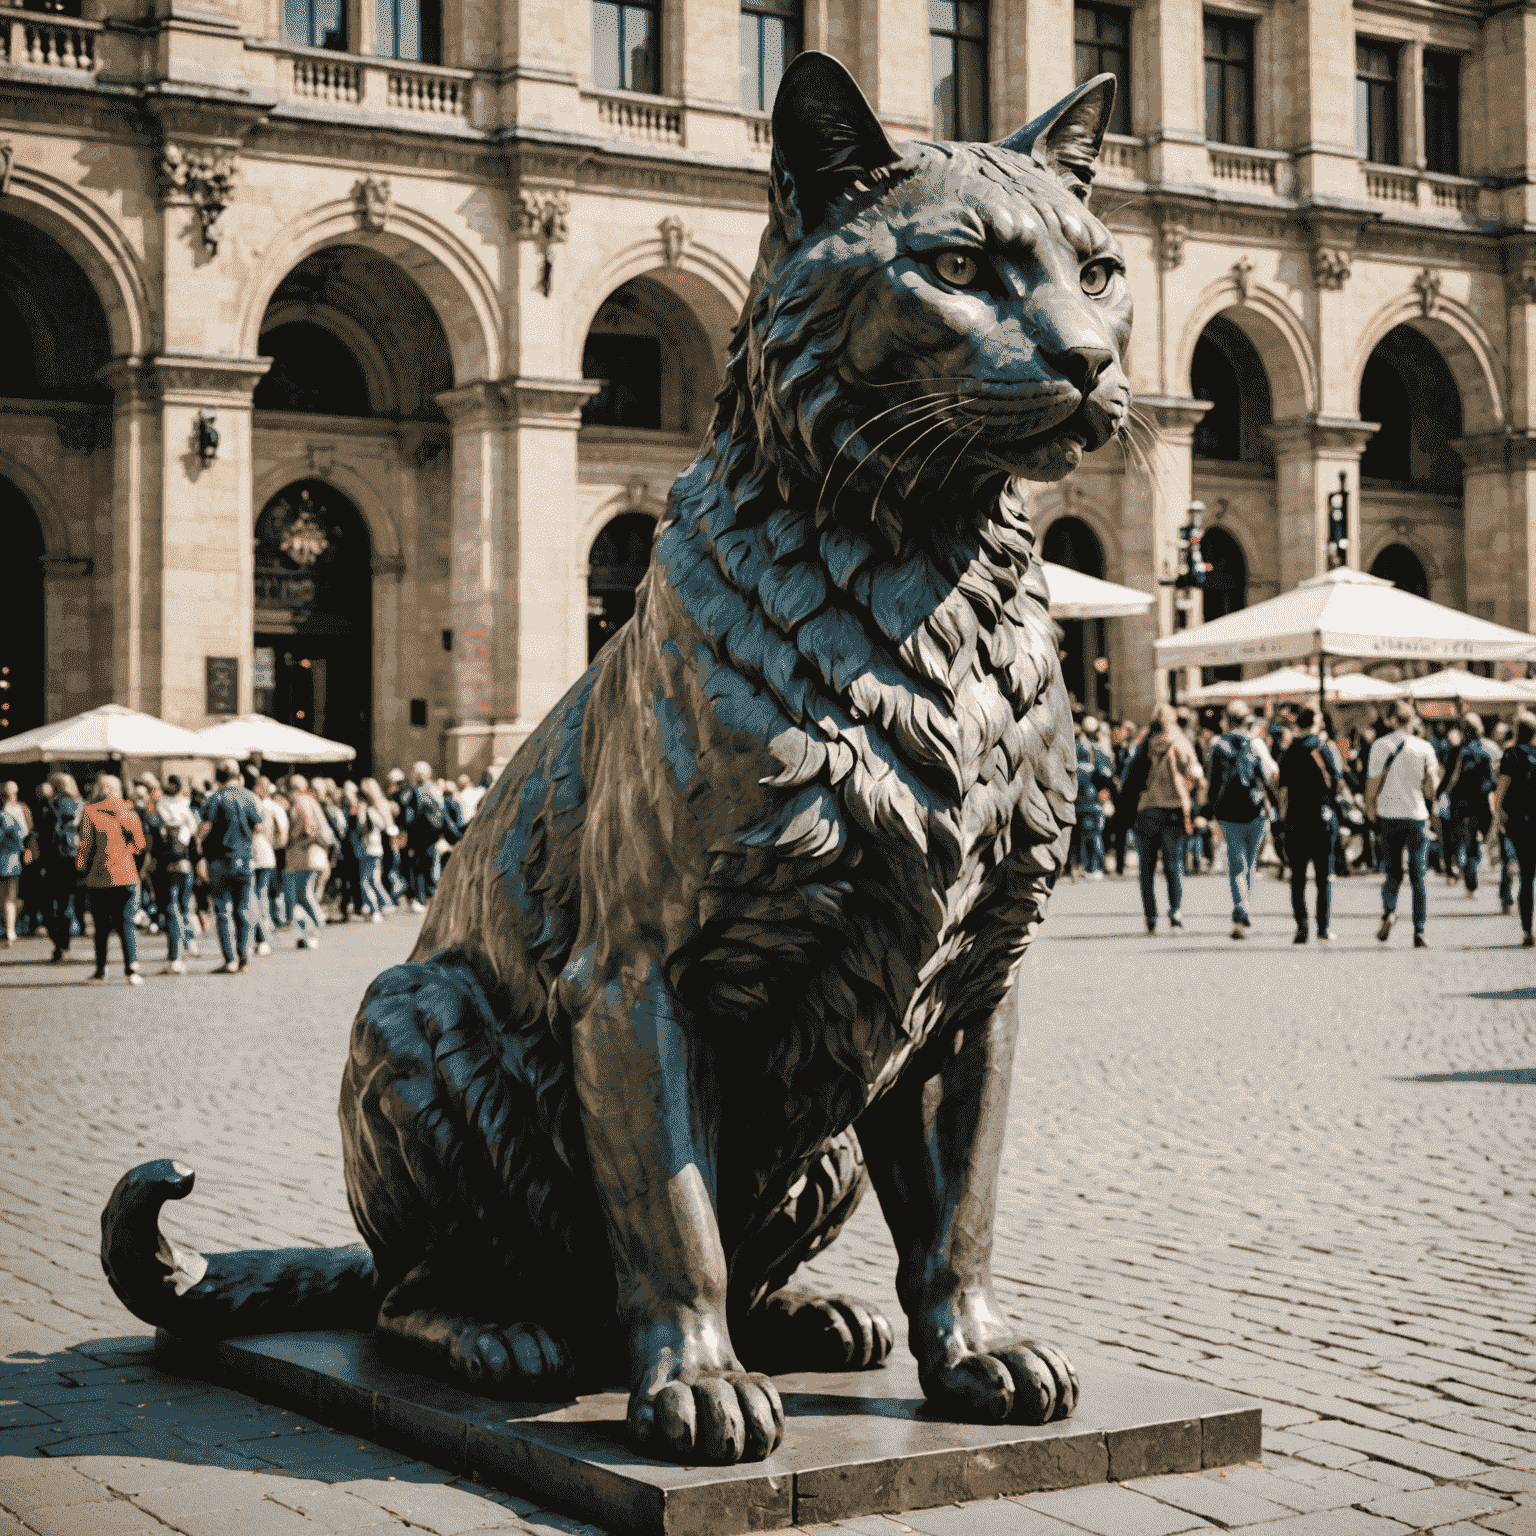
[1041,561,1155,619]
[1325,671,1407,704]
[1154,566,1536,715]
[1181,666,1405,708]
[0,703,211,764]
[1403,669,1536,708]
[195,714,356,764]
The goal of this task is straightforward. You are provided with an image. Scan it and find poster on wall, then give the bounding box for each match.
[205,656,238,716]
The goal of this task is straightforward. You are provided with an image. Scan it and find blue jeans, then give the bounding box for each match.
[251,867,274,943]
[1135,807,1185,924]
[1218,817,1267,925]
[164,870,194,962]
[284,870,324,932]
[1509,832,1536,935]
[1079,817,1105,874]
[360,853,388,914]
[1499,832,1517,908]
[207,860,253,963]
[1452,812,1484,891]
[408,842,440,904]
[1379,819,1429,935]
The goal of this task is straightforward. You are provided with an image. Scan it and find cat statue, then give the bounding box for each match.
[103,51,1132,1466]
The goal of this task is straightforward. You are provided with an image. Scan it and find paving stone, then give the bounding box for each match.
[1481,1508,1536,1536]
[1358,1484,1513,1526]
[1477,1470,1536,1495]
[262,1478,410,1530]
[903,1500,1080,1535]
[1017,1483,1214,1535]
[1228,1512,1412,1536]
[19,1500,177,1536]
[0,1460,115,1511]
[342,1476,517,1534]
[1291,1420,1491,1479]
[1126,1470,1297,1527]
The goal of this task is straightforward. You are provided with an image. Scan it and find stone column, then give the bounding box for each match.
[1138,0,1206,186]
[1273,0,1358,202]
[1454,432,1536,633]
[1262,415,1377,594]
[96,353,268,724]
[1125,395,1209,716]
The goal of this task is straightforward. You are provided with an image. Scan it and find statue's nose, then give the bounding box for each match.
[1042,343,1113,392]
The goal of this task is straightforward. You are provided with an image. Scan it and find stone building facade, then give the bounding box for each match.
[1,0,1532,771]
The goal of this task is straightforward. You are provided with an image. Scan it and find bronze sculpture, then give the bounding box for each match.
[103,52,1131,1467]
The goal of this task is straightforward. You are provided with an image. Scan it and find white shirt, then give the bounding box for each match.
[457,784,485,822]
[1368,730,1439,821]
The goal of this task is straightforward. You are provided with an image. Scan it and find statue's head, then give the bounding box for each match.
[725,53,1132,545]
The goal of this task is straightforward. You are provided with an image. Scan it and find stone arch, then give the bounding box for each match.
[252,458,404,566]
[579,484,669,570]
[1038,496,1122,576]
[0,448,72,557]
[1176,281,1317,421]
[586,508,659,660]
[1366,535,1434,596]
[1350,295,1503,437]
[256,302,399,416]
[0,164,153,359]
[0,474,47,742]
[236,200,501,386]
[567,235,748,384]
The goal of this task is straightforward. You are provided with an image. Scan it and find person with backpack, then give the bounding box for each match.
[151,775,199,974]
[1443,713,1498,897]
[1277,707,1345,944]
[1204,705,1278,940]
[1070,717,1114,879]
[399,759,460,912]
[1129,705,1204,934]
[38,772,82,964]
[0,781,32,947]
[1365,699,1442,949]
[197,759,265,974]
[76,773,148,984]
[1491,710,1536,946]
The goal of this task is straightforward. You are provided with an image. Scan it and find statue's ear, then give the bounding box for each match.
[998,74,1117,200]
[771,51,902,239]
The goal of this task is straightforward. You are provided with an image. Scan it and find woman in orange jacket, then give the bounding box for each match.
[76,774,148,984]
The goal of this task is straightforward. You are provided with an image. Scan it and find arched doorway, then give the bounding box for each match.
[0,478,46,745]
[1359,328,1462,489]
[587,512,656,660]
[1042,516,1106,715]
[1370,542,1429,598]
[1200,526,1248,683]
[253,481,373,770]
[1191,316,1274,465]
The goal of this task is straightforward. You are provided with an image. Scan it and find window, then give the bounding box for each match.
[1355,40,1399,165]
[581,334,662,429]
[593,0,660,94]
[740,0,800,112]
[375,0,440,61]
[1204,15,1254,146]
[1423,51,1459,175]
[929,0,988,142]
[1074,5,1130,136]
[286,0,345,50]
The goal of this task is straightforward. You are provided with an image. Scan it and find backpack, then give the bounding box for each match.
[49,797,81,862]
[1210,733,1266,822]
[1503,744,1536,833]
[1451,741,1497,806]
[416,787,446,833]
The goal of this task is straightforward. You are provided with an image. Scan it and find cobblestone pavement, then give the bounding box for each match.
[0,864,1532,1536]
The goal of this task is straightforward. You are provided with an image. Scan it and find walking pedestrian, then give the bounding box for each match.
[38,772,82,964]
[1205,706,1277,940]
[399,760,454,911]
[250,777,285,955]
[1491,710,1536,947]
[1443,713,1498,898]
[1277,707,1344,943]
[0,782,31,946]
[196,759,264,975]
[1071,717,1113,879]
[358,778,396,920]
[1131,704,1204,934]
[1365,699,1441,949]
[151,776,199,974]
[282,775,335,948]
[76,774,147,983]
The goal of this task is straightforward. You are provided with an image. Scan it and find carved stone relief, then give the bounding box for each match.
[658,213,689,266]
[156,144,238,255]
[354,175,391,232]
[515,188,571,297]
[1311,247,1351,291]
[1412,267,1442,318]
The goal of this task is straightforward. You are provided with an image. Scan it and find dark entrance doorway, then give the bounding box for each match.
[253,480,372,772]
[1042,515,1107,716]
[1199,526,1248,683]
[587,512,656,661]
[0,477,46,747]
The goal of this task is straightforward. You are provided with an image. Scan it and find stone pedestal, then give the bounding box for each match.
[184,1329,1261,1536]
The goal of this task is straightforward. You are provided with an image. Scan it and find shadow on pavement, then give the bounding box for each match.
[1467,987,1536,1001]
[1395,1068,1536,1083]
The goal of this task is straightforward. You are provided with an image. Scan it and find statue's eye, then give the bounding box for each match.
[1081,261,1116,297]
[933,251,980,288]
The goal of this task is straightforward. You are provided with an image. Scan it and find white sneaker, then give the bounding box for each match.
[215,960,238,974]
[187,941,201,958]
[371,912,384,924]
[127,971,144,986]
[161,960,185,975]
[257,941,272,956]
[410,900,425,914]
[1089,871,1104,881]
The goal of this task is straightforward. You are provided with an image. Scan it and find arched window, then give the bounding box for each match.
[255,323,372,416]
[1191,314,1273,464]
[1358,326,1462,491]
[1199,526,1247,682]
[1370,542,1429,598]
[588,512,656,659]
[0,478,46,742]
[1042,516,1106,712]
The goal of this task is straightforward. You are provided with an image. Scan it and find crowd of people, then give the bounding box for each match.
[1070,698,1536,949]
[0,758,497,983]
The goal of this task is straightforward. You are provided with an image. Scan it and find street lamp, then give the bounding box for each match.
[1326,472,1349,570]
[1159,501,1206,704]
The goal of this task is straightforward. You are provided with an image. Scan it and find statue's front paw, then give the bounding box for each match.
[630,1369,785,1463]
[922,1339,1078,1425]
[447,1320,575,1398]
[740,1285,895,1371]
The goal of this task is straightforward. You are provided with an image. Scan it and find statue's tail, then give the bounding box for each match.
[101,1160,380,1339]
